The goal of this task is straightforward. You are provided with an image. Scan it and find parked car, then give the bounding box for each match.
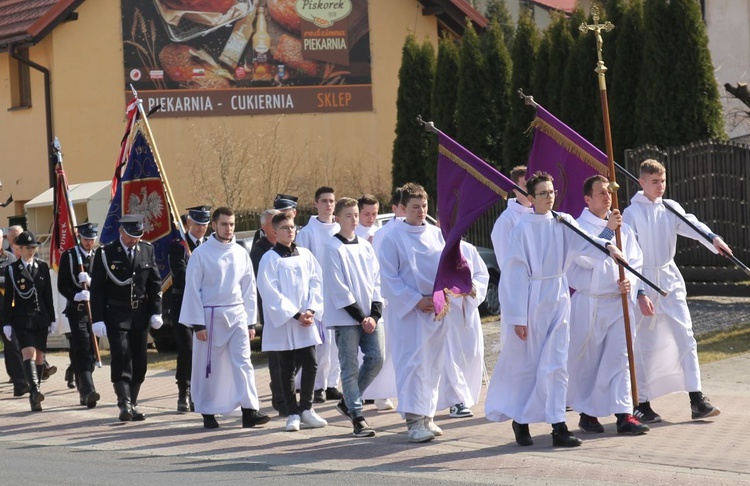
[375,214,500,316]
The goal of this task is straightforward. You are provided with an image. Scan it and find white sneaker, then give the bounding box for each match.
[300,408,327,428]
[449,402,474,418]
[407,423,435,443]
[286,414,300,432]
[424,417,443,436]
[375,398,395,411]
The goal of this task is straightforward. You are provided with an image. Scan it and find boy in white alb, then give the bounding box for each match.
[295,186,343,403]
[258,212,327,432]
[485,172,626,448]
[324,198,384,437]
[623,159,728,423]
[566,175,650,436]
[354,194,380,243]
[490,165,534,269]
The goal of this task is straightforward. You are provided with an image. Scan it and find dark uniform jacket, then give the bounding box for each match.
[90,240,162,331]
[58,246,95,316]
[167,235,200,323]
[2,258,55,330]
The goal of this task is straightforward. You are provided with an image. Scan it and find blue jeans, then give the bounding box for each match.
[334,324,384,418]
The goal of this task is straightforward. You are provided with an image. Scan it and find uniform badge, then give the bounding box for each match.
[111,265,116,270]
[20,278,25,283]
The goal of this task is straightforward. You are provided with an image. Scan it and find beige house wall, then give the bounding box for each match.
[0,0,439,226]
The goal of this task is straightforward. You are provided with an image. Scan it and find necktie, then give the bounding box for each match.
[128,248,134,262]
[195,239,200,247]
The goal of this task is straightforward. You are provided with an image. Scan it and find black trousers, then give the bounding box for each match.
[277,345,317,415]
[172,322,193,385]
[67,308,96,393]
[105,305,150,385]
[267,351,286,412]
[1,332,26,387]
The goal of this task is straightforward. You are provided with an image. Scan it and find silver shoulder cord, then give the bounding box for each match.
[100,248,133,287]
[8,265,37,300]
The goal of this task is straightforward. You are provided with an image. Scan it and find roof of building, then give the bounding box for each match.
[0,0,84,51]
[532,0,576,13]
[419,0,489,36]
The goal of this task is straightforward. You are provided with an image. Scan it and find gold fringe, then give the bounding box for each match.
[434,286,477,321]
[438,145,510,199]
[530,117,609,175]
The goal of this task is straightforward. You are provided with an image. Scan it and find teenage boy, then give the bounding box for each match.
[355,194,380,243]
[490,165,534,269]
[258,212,327,432]
[179,207,269,430]
[623,159,729,423]
[296,186,343,403]
[379,182,453,443]
[485,172,626,448]
[567,175,650,435]
[323,197,384,437]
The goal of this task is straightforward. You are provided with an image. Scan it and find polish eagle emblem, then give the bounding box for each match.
[127,186,164,234]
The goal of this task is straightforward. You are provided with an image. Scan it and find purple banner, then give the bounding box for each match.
[526,106,609,216]
[433,131,517,317]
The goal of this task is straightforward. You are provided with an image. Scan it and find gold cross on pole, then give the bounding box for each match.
[579,4,614,84]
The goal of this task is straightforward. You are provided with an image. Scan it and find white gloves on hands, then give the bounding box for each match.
[3,325,11,340]
[74,290,90,302]
[150,314,164,329]
[49,321,58,335]
[78,272,92,286]
[92,321,107,338]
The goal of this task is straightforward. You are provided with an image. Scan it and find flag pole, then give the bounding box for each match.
[52,138,102,368]
[578,5,639,405]
[128,85,187,242]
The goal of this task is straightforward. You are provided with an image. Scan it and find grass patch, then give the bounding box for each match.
[697,324,750,364]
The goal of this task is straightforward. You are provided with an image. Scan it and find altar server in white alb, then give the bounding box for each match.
[258,211,328,432]
[379,182,453,443]
[179,207,269,430]
[324,198,384,437]
[354,194,380,243]
[566,175,650,436]
[295,186,343,403]
[623,159,729,423]
[437,240,488,419]
[490,165,534,269]
[485,172,627,448]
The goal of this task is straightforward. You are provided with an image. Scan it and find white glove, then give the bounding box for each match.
[3,325,11,340]
[78,272,92,286]
[49,321,58,335]
[74,290,90,302]
[150,314,164,329]
[92,321,107,338]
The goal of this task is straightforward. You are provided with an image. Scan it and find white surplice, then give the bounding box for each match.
[485,212,612,425]
[296,216,341,390]
[623,192,717,401]
[436,241,488,411]
[179,235,260,415]
[355,223,379,243]
[566,209,643,417]
[490,198,534,270]
[257,246,324,351]
[379,220,447,418]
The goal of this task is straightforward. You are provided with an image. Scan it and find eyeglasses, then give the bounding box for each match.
[533,190,558,199]
[277,225,295,231]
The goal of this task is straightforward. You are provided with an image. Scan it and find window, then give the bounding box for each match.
[9,48,32,109]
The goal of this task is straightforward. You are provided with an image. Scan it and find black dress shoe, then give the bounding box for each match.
[131,405,146,421]
[65,367,76,389]
[512,421,533,446]
[325,387,343,400]
[119,406,133,422]
[203,414,220,429]
[551,422,582,447]
[313,389,326,404]
[242,408,271,428]
[84,391,100,409]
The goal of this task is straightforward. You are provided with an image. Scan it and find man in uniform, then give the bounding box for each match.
[57,223,101,408]
[90,215,163,421]
[0,228,27,397]
[168,205,210,413]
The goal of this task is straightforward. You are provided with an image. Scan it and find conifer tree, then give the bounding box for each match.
[432,35,461,138]
[545,14,574,115]
[392,35,435,189]
[457,23,493,164]
[483,19,513,169]
[532,28,551,105]
[484,0,515,52]
[503,10,539,168]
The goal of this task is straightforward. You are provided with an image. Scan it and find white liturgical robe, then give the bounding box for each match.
[485,212,612,425]
[623,192,717,401]
[490,198,534,270]
[179,235,260,415]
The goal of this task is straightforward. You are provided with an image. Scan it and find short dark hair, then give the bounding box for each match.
[357,194,379,210]
[400,182,428,206]
[389,187,403,207]
[526,171,554,196]
[509,165,527,185]
[272,212,294,229]
[211,207,234,223]
[315,186,335,201]
[583,175,610,197]
[334,197,358,216]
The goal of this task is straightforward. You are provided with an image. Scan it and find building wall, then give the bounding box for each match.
[705,0,750,140]
[0,0,439,226]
